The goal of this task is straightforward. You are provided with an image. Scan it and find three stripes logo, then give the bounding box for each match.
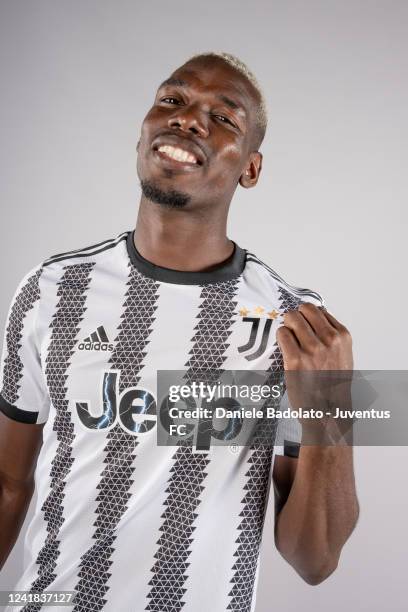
[78,326,114,352]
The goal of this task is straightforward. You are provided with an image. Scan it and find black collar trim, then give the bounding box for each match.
[126,230,246,285]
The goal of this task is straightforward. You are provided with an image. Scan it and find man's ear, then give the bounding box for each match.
[239,152,263,188]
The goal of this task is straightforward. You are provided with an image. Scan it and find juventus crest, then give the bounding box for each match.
[238,305,280,360]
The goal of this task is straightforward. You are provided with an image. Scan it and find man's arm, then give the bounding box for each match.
[273,448,359,585]
[273,302,359,585]
[0,412,44,571]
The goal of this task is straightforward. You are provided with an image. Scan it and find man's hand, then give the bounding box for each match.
[276,303,354,443]
[276,303,353,372]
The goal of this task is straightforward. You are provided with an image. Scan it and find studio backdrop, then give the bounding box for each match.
[0,2,407,611]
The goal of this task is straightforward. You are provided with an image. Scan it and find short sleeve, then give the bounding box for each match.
[0,265,50,424]
[274,390,302,458]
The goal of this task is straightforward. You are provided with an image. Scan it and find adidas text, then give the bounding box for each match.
[78,342,114,352]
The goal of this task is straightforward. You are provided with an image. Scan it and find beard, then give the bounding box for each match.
[140,179,191,209]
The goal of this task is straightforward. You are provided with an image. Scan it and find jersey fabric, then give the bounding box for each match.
[0,230,324,612]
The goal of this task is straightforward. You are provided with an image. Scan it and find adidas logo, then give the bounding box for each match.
[78,326,114,352]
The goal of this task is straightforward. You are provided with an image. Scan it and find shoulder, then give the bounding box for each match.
[41,230,129,270]
[243,249,325,308]
[13,231,129,299]
[39,230,129,282]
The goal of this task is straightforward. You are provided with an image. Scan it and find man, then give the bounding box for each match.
[0,52,359,611]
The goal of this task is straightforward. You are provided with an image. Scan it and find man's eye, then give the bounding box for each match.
[161,97,180,104]
[214,115,233,126]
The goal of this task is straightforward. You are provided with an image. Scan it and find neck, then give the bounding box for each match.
[133,196,234,271]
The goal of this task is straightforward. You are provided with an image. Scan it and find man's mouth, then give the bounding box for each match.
[151,134,206,169]
[156,144,199,165]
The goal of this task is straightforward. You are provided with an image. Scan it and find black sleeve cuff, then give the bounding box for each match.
[0,393,39,424]
[283,440,301,458]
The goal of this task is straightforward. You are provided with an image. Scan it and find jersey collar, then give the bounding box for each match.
[126,230,246,285]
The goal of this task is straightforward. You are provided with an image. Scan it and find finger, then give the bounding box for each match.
[298,302,339,345]
[283,309,320,351]
[320,308,347,332]
[276,325,301,369]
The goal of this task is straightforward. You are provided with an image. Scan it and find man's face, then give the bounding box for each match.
[136,58,262,209]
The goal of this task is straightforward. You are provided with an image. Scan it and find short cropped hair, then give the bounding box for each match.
[183,51,268,148]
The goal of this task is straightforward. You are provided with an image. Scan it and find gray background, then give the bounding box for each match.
[0,1,407,610]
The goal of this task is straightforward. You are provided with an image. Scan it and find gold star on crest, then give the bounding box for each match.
[267,309,280,320]
[254,306,265,315]
[239,307,250,317]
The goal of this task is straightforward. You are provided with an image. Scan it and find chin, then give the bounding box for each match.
[140,178,191,209]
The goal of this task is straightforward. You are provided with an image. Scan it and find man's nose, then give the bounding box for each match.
[168,105,209,138]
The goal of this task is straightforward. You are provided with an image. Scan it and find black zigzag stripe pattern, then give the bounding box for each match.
[72,265,160,612]
[22,263,95,612]
[1,268,41,405]
[146,278,240,612]
[227,286,301,612]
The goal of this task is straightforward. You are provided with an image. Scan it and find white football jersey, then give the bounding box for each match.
[0,230,324,612]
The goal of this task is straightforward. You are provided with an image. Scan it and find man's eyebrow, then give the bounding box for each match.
[157,77,187,89]
[157,79,246,115]
[216,94,243,112]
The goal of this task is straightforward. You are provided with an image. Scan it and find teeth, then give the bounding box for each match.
[157,145,198,164]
